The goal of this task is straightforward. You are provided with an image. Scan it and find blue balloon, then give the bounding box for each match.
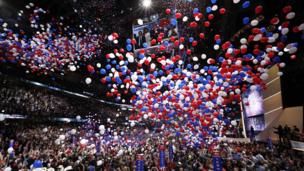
[106,76,111,82]
[193,8,199,14]
[115,77,122,84]
[138,53,145,59]
[111,60,117,65]
[106,64,111,70]
[126,44,132,51]
[211,0,217,4]
[33,160,43,168]
[187,64,192,69]
[143,42,148,48]
[242,1,250,8]
[206,6,212,13]
[170,18,177,26]
[100,68,106,75]
[189,37,194,43]
[164,40,169,46]
[242,17,250,25]
[126,38,131,44]
[215,39,221,44]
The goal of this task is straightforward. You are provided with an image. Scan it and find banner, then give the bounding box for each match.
[159,145,166,169]
[168,144,174,161]
[212,152,222,171]
[136,154,144,171]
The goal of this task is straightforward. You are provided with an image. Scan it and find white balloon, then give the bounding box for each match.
[182,16,188,22]
[250,19,259,26]
[201,53,207,59]
[277,72,283,76]
[71,129,77,135]
[59,135,65,140]
[7,147,14,154]
[85,77,92,84]
[43,128,48,133]
[233,0,240,4]
[281,28,289,35]
[69,65,76,72]
[286,12,295,20]
[130,122,135,127]
[76,115,81,120]
[231,120,237,126]
[192,56,198,61]
[260,73,269,80]
[137,19,144,25]
[80,139,88,145]
[240,38,247,44]
[144,129,149,134]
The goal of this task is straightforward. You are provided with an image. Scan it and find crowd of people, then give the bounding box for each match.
[274,124,304,144]
[0,74,121,118]
[0,120,303,171]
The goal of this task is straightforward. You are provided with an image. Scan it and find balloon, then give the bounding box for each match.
[242,1,250,8]
[243,17,250,25]
[137,19,143,25]
[69,65,76,72]
[33,160,43,168]
[126,44,132,51]
[43,128,48,133]
[80,139,88,145]
[165,8,171,14]
[231,120,237,126]
[76,115,81,120]
[145,129,149,134]
[85,77,92,84]
[7,147,14,154]
[71,129,77,135]
[100,69,106,75]
[171,18,177,26]
[59,135,65,140]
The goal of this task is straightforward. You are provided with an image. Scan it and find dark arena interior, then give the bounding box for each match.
[0,0,304,170]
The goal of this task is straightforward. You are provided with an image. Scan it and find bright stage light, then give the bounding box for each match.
[142,0,152,8]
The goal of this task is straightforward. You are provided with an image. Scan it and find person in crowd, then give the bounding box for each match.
[274,125,284,144]
[143,28,151,47]
[135,31,146,49]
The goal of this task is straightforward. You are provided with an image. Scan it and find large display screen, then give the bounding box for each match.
[242,89,265,132]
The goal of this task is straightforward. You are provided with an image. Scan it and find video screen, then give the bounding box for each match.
[245,115,265,131]
[243,90,264,117]
[132,14,179,51]
[242,89,265,132]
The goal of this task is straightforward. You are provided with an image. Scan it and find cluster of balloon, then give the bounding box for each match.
[0,2,100,75]
[0,1,303,143]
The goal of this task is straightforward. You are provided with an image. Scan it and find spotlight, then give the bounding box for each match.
[142,0,152,8]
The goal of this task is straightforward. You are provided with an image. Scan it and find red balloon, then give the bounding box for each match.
[175,12,182,19]
[199,33,205,39]
[282,5,292,14]
[87,65,95,73]
[219,8,226,14]
[192,41,198,47]
[151,39,157,45]
[255,5,263,14]
[190,21,198,28]
[131,39,137,45]
[204,21,210,27]
[208,14,214,20]
[165,8,171,14]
